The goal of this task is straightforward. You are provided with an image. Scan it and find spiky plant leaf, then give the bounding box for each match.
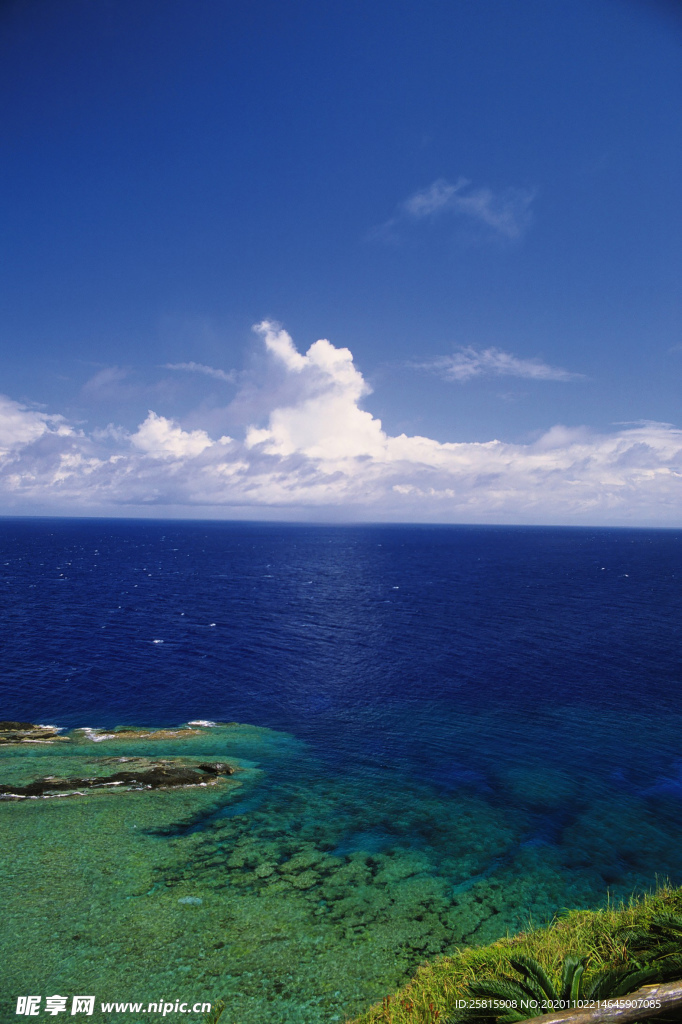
[203,999,225,1024]
[455,958,568,1023]
[559,956,585,1003]
[468,978,538,1005]
[444,1001,529,1024]
[650,913,682,935]
[608,966,661,998]
[648,941,682,962]
[617,927,655,948]
[584,965,659,1001]
[508,956,558,1003]
[583,967,630,1001]
[618,913,682,955]
[457,977,545,1023]
[655,954,682,980]
[445,1011,527,1024]
[496,1011,533,1024]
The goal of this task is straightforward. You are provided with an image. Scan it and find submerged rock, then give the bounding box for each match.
[0,759,238,800]
[290,870,319,890]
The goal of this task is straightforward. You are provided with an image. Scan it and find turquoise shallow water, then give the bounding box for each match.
[2,522,682,1021]
[2,711,682,1024]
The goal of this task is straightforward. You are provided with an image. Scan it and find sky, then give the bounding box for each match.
[0,0,681,523]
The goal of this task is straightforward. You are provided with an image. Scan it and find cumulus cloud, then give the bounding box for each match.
[244,321,386,458]
[417,347,583,383]
[0,325,680,524]
[164,361,236,383]
[130,411,218,459]
[0,396,70,454]
[373,177,535,241]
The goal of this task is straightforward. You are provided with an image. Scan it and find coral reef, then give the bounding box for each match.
[1,721,681,1024]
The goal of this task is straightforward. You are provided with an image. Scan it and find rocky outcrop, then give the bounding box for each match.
[0,759,237,800]
[0,721,239,745]
[0,722,65,744]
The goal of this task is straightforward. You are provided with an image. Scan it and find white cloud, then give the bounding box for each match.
[131,411,217,459]
[0,396,70,454]
[418,347,583,383]
[0,327,680,525]
[374,177,535,241]
[245,321,386,458]
[164,361,236,383]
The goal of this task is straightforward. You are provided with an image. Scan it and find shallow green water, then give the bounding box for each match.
[1,720,680,1024]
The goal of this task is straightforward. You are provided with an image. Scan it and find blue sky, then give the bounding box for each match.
[1,0,681,522]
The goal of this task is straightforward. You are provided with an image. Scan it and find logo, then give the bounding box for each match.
[15,996,95,1016]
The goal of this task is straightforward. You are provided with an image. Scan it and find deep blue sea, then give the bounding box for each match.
[3,519,682,748]
[3,519,682,805]
[2,519,682,1020]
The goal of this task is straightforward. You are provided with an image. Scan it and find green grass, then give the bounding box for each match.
[346,884,682,1024]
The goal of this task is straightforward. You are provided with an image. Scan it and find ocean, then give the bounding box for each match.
[1,519,681,1022]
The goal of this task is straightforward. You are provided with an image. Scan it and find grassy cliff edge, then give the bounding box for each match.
[347,885,682,1024]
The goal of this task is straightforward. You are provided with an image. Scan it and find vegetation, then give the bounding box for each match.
[203,999,225,1023]
[448,953,660,1022]
[616,913,682,974]
[345,884,682,1024]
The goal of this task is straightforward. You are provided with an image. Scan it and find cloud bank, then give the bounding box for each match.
[0,323,681,524]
